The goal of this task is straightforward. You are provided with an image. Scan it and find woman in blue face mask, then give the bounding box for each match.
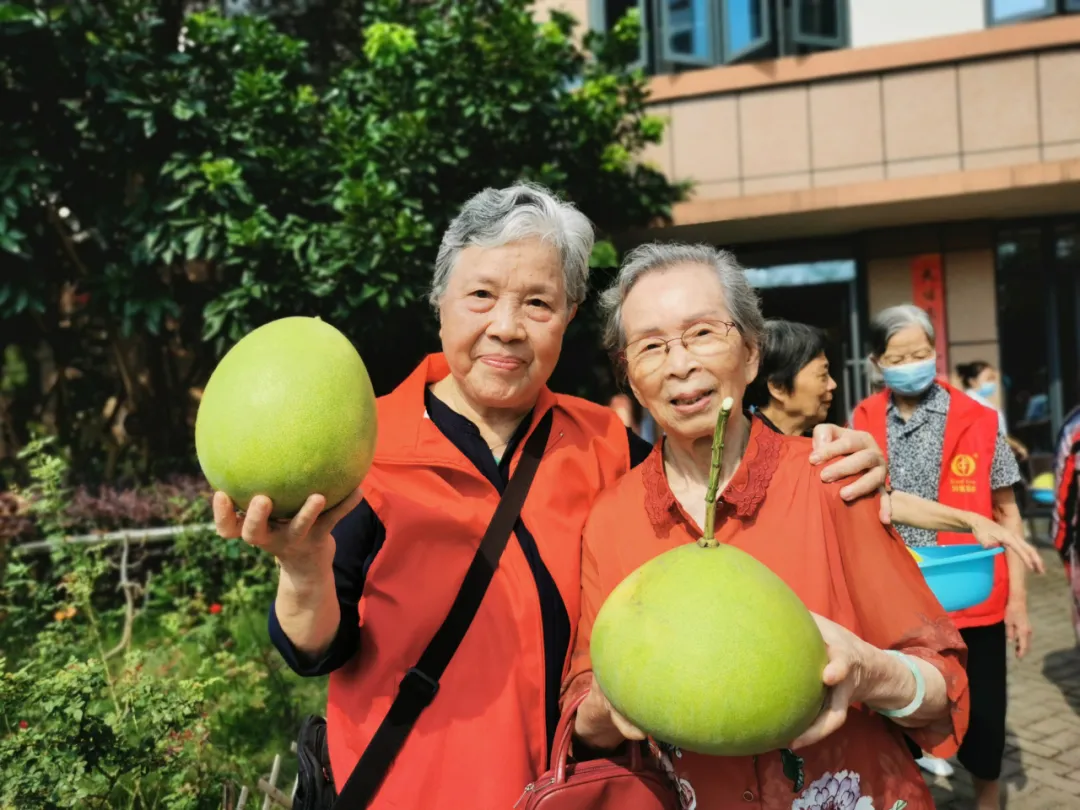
[851,304,1031,810]
[957,361,1029,462]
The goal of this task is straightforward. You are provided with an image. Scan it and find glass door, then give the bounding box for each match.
[996,219,1080,455]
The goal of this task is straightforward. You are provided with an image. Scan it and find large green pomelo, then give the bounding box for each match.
[195,316,377,519]
[590,542,827,756]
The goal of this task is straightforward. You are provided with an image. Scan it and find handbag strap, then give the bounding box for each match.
[332,408,555,809]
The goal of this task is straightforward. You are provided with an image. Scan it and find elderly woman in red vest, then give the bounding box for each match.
[567,244,969,810]
[851,304,1029,810]
[210,184,888,810]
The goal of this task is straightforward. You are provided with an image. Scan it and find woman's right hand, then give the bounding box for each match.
[968,513,1046,574]
[573,680,647,751]
[212,487,364,577]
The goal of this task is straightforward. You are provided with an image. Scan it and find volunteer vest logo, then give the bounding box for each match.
[948,453,978,494]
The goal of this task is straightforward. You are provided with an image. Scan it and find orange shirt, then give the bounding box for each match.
[325,354,633,808]
[564,416,970,810]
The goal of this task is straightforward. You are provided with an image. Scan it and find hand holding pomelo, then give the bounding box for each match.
[789,613,874,750]
[212,486,363,574]
[589,398,829,756]
[195,316,378,520]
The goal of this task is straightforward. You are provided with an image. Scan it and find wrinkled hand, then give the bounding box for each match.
[1005,598,1033,659]
[810,425,890,523]
[790,614,869,750]
[574,681,647,751]
[212,487,364,574]
[969,515,1046,574]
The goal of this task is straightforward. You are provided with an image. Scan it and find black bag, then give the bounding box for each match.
[291,410,554,810]
[294,715,336,810]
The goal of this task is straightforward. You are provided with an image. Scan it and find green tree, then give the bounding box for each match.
[0,0,687,483]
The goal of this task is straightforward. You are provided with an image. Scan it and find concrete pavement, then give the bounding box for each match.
[922,548,1080,809]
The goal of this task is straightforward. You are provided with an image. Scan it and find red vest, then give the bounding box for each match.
[324,354,632,808]
[852,383,1007,628]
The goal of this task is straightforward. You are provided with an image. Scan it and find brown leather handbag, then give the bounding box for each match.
[514,691,681,810]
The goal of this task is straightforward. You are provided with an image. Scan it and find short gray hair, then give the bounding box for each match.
[429,182,594,311]
[599,242,765,352]
[868,304,935,357]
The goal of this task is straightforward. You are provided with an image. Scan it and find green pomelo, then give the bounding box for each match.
[195,316,377,519]
[590,542,827,756]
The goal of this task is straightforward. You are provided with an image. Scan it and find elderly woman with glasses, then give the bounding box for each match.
[210,185,889,810]
[565,244,969,810]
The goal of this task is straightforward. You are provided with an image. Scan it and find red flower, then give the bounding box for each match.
[208,603,222,615]
[18,720,28,730]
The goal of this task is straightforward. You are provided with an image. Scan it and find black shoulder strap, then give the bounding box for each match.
[332,408,555,809]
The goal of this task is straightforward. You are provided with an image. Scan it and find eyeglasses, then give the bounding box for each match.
[621,320,739,376]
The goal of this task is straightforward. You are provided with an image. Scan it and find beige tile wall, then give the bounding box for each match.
[656,48,1080,200]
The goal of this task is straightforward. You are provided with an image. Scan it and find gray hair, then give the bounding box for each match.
[868,304,935,357]
[429,182,594,311]
[599,242,765,352]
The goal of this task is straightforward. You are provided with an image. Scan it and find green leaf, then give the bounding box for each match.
[172,99,196,121]
[184,226,205,259]
[0,3,36,24]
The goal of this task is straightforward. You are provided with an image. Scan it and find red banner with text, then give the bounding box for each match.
[911,254,949,379]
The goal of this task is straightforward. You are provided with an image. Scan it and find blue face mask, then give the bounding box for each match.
[976,381,997,399]
[881,357,937,396]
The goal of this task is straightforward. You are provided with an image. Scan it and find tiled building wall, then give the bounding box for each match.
[643,47,1080,202]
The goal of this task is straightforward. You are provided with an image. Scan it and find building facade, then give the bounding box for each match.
[541,0,1080,454]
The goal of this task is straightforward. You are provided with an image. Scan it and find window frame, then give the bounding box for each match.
[984,0,1057,26]
[659,0,718,67]
[790,0,849,51]
[719,0,774,64]
[591,0,850,75]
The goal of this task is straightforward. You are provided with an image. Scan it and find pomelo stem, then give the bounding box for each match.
[698,396,734,548]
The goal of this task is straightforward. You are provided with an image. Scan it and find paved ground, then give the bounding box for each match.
[922,547,1080,809]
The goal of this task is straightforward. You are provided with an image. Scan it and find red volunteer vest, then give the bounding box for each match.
[325,354,631,809]
[852,382,1007,628]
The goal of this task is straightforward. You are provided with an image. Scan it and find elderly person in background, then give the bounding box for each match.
[852,304,1032,810]
[210,184,888,809]
[567,244,969,810]
[744,318,836,437]
[747,319,1042,568]
[957,359,1029,462]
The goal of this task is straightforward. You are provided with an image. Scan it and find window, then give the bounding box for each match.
[593,0,848,75]
[986,0,1080,25]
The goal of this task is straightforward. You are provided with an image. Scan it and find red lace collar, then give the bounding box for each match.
[642,414,782,530]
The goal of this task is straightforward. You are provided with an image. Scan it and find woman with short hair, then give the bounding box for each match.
[852,304,1031,810]
[568,245,969,810]
[745,319,835,437]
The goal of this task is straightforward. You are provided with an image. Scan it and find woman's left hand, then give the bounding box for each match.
[1005,597,1033,659]
[969,514,1046,574]
[789,613,869,750]
[809,425,890,522]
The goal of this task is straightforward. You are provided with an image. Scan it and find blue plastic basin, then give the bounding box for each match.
[1031,489,1054,506]
[914,544,1004,612]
